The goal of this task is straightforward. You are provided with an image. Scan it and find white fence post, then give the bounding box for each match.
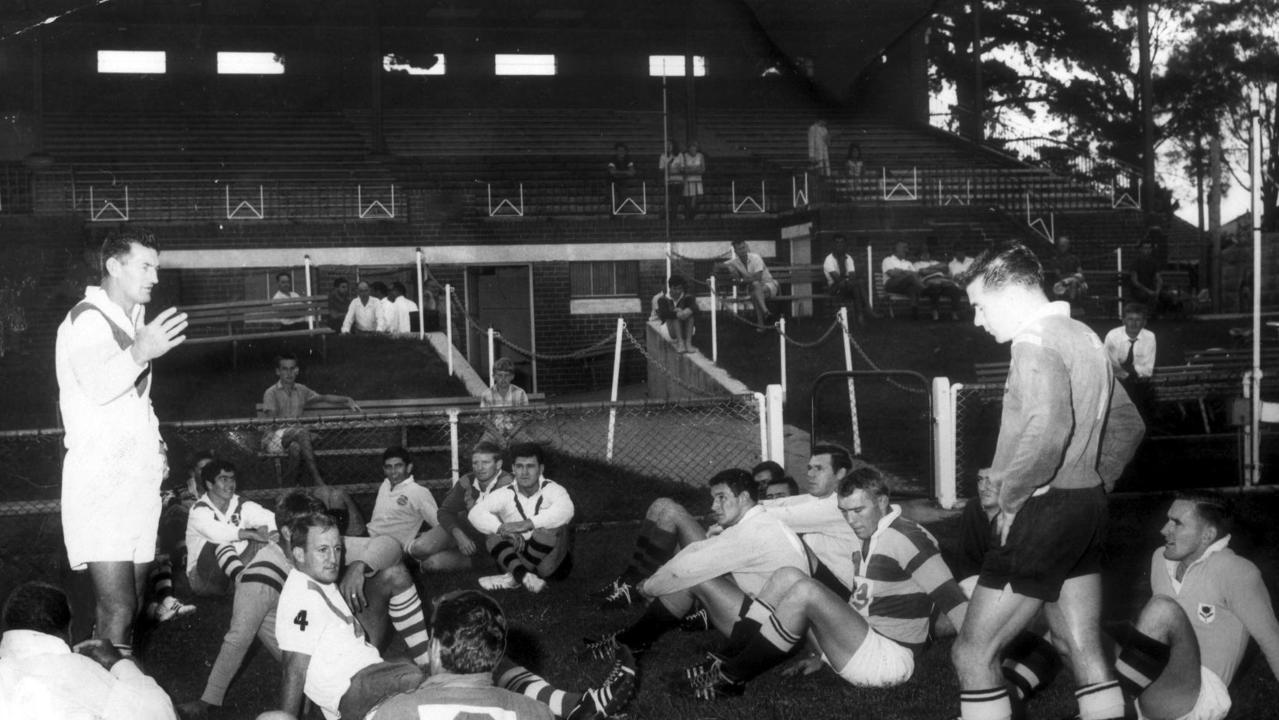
[755,391,769,462]
[777,316,787,401]
[710,275,719,363]
[865,244,874,311]
[933,377,957,509]
[303,255,314,330]
[838,308,861,456]
[1115,247,1124,320]
[487,328,496,386]
[415,248,425,341]
[445,284,454,376]
[606,317,625,461]
[766,384,786,463]
[448,408,460,485]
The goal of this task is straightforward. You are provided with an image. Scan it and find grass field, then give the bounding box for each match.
[6,311,1279,719]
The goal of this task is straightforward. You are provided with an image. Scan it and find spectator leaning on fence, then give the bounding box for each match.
[260,352,360,487]
[55,227,187,657]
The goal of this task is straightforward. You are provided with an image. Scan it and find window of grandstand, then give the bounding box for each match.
[494,54,557,76]
[384,53,445,75]
[569,261,639,297]
[217,52,286,75]
[648,55,707,77]
[96,51,166,74]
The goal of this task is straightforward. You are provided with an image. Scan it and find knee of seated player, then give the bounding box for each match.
[646,497,690,526]
[370,562,413,594]
[762,566,808,597]
[1134,595,1189,645]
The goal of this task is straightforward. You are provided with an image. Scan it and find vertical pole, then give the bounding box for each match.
[933,378,957,509]
[663,71,671,242]
[765,384,785,463]
[1115,247,1124,320]
[777,316,787,401]
[415,248,425,341]
[710,275,719,362]
[1248,85,1263,486]
[755,392,769,461]
[303,255,314,330]
[487,328,495,387]
[606,317,626,461]
[865,244,874,310]
[838,308,862,456]
[445,284,454,376]
[665,242,673,285]
[448,408,460,485]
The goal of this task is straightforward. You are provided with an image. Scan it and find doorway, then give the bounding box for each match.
[466,265,536,393]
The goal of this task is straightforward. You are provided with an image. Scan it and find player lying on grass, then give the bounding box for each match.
[184,459,277,597]
[276,510,635,720]
[593,447,857,616]
[413,441,515,572]
[467,443,575,594]
[583,468,808,659]
[676,466,967,699]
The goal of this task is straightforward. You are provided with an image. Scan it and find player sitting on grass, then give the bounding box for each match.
[412,441,515,572]
[184,459,277,597]
[679,466,968,700]
[583,468,808,659]
[276,510,635,720]
[467,443,575,594]
[341,446,440,565]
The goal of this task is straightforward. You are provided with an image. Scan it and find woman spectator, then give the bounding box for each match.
[679,141,706,220]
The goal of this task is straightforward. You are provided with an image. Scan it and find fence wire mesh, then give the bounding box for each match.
[953,383,1006,502]
[0,395,761,565]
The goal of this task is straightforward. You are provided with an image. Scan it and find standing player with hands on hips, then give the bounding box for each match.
[56,227,187,657]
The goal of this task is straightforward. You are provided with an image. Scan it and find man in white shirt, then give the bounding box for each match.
[468,442,575,594]
[56,228,187,655]
[385,282,419,335]
[273,272,306,328]
[583,468,808,659]
[1104,302,1156,416]
[185,459,277,597]
[0,581,177,720]
[823,234,876,324]
[724,239,779,327]
[344,447,440,564]
[881,240,925,313]
[341,281,384,334]
[370,282,393,333]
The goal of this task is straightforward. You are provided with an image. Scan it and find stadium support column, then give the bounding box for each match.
[1138,0,1155,215]
[1248,86,1263,486]
[684,10,696,144]
[368,7,386,155]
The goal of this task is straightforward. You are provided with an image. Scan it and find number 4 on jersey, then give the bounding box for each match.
[293,610,309,631]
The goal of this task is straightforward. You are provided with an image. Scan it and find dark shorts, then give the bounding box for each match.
[338,660,424,720]
[977,485,1107,602]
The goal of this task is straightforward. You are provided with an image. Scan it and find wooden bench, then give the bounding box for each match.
[711,263,829,318]
[180,296,334,369]
[1184,347,1279,377]
[872,271,967,319]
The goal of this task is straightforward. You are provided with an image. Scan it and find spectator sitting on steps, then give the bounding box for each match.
[650,274,698,354]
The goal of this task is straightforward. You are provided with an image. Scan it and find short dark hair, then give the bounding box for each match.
[768,477,800,496]
[431,590,507,674]
[276,271,291,282]
[200,458,237,490]
[956,243,1044,291]
[1123,302,1149,318]
[1175,490,1233,539]
[811,444,853,473]
[709,468,758,500]
[371,281,389,294]
[276,352,299,368]
[392,281,408,295]
[732,238,748,248]
[751,461,786,485]
[509,442,545,466]
[333,277,348,288]
[614,142,629,152]
[837,465,891,501]
[382,445,413,466]
[2,581,72,637]
[471,441,504,460]
[832,233,847,244]
[668,274,687,290]
[100,227,158,275]
[287,511,338,554]
[275,489,326,529]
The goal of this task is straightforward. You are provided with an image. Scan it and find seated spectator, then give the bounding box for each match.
[0,582,178,719]
[482,357,529,408]
[844,143,864,179]
[750,460,786,490]
[913,240,964,321]
[1049,235,1088,305]
[823,234,876,325]
[650,275,698,353]
[185,459,277,597]
[327,278,350,332]
[948,245,974,279]
[1105,302,1156,415]
[468,443,574,594]
[273,272,305,328]
[342,281,384,334]
[608,143,637,182]
[260,353,360,486]
[763,476,799,500]
[659,140,684,188]
[1126,241,1182,317]
[385,282,418,335]
[724,239,778,328]
[881,241,925,315]
[679,141,706,220]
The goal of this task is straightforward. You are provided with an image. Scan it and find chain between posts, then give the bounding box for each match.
[846,331,927,395]
[779,319,842,348]
[449,291,618,362]
[621,325,721,397]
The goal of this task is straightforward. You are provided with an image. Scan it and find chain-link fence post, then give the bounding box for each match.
[445,283,454,376]
[709,275,719,363]
[755,391,769,462]
[766,384,785,462]
[606,317,625,461]
[933,377,957,509]
[448,408,460,484]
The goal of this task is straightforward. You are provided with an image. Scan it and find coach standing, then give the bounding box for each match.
[55,228,187,657]
[950,244,1126,720]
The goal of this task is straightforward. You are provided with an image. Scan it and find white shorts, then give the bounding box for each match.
[826,628,914,688]
[344,534,405,570]
[1137,666,1230,720]
[61,443,164,570]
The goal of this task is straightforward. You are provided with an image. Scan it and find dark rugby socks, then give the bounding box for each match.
[615,598,681,652]
[1113,625,1171,695]
[621,522,678,584]
[1000,631,1061,702]
[721,612,801,683]
[215,544,245,583]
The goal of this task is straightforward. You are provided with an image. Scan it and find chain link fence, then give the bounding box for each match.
[0,394,763,565]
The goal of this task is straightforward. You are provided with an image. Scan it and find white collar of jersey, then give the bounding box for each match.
[513,476,549,498]
[196,492,238,514]
[387,475,417,489]
[1165,534,1232,579]
[0,629,71,659]
[1012,300,1071,337]
[736,504,765,525]
[873,504,903,536]
[82,285,139,332]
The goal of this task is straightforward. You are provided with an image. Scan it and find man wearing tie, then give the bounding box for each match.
[1104,302,1156,416]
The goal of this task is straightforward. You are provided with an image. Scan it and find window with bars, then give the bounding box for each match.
[569,261,639,297]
